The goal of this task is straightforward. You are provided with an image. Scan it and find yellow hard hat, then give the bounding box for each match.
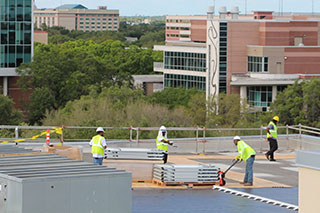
[273,116,279,122]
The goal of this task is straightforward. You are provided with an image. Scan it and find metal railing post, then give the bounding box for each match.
[260,126,263,152]
[286,124,289,150]
[299,123,302,139]
[15,126,19,139]
[60,126,64,144]
[196,126,199,154]
[136,128,139,147]
[202,128,206,154]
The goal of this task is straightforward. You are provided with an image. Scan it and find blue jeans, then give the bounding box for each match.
[93,157,103,165]
[244,156,255,184]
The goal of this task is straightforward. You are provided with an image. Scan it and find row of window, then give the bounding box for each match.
[164,51,206,72]
[248,56,269,72]
[0,6,32,22]
[78,14,118,17]
[79,26,115,29]
[0,45,31,67]
[166,34,190,38]
[164,74,206,91]
[166,19,190,23]
[79,22,118,25]
[247,86,273,107]
[219,22,228,94]
[80,17,118,21]
[166,27,190,30]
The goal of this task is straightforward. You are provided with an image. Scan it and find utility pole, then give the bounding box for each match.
[245,0,247,15]
[312,0,314,16]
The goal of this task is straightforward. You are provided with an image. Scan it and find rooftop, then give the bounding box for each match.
[55,4,87,9]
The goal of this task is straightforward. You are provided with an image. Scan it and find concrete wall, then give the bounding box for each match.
[34,31,48,44]
[299,167,320,213]
[247,46,285,74]
[58,14,76,30]
[190,20,207,42]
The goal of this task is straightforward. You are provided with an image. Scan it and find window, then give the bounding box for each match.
[80,18,84,20]
[164,51,206,72]
[248,56,269,72]
[164,74,206,91]
[247,86,273,107]
[219,22,228,93]
[180,34,190,38]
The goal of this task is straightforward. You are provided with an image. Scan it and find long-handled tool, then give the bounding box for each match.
[218,159,240,186]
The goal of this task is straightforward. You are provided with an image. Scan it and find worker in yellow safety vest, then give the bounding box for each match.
[89,127,107,165]
[156,126,176,164]
[265,116,279,162]
[233,136,256,186]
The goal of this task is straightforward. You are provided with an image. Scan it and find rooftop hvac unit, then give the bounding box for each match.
[0,155,132,213]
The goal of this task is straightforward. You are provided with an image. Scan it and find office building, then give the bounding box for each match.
[154,15,207,91]
[0,0,33,106]
[34,4,120,32]
[154,7,320,111]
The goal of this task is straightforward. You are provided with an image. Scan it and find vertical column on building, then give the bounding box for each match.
[240,86,247,106]
[272,85,277,101]
[3,77,8,96]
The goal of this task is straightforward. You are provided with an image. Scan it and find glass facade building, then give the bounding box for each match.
[164,51,206,72]
[0,0,32,68]
[247,86,272,107]
[164,73,206,91]
[219,22,227,93]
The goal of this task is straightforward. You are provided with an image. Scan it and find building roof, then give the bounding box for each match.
[132,75,163,84]
[55,4,87,9]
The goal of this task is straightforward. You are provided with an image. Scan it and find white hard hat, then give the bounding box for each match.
[160,126,167,132]
[233,136,241,140]
[96,127,104,133]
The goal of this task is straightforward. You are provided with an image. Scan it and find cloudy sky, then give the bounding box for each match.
[35,0,319,16]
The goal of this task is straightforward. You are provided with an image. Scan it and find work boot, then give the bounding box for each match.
[244,183,253,186]
[265,153,270,160]
[239,182,246,184]
[269,159,276,162]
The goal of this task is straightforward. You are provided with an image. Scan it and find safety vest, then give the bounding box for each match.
[91,135,105,156]
[237,140,256,162]
[156,136,168,152]
[267,121,278,139]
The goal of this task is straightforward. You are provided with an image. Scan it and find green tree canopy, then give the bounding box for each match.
[272,79,320,127]
[0,95,22,125]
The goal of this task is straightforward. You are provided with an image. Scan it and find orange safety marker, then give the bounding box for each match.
[46,129,50,145]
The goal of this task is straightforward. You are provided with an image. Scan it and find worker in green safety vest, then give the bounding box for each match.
[89,127,107,165]
[233,136,256,186]
[156,126,176,164]
[265,116,279,162]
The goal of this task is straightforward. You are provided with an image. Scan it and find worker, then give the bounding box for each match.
[233,136,256,186]
[156,126,175,164]
[89,127,107,165]
[265,116,279,161]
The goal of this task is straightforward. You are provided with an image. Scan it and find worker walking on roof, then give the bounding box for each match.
[233,136,256,186]
[156,126,175,164]
[89,127,107,165]
[265,116,279,162]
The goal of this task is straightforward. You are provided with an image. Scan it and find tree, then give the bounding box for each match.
[271,79,320,127]
[0,95,22,125]
[146,87,202,109]
[18,40,159,124]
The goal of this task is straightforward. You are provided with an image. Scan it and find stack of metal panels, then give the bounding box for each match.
[105,148,164,160]
[153,164,219,183]
[0,154,132,213]
[0,145,40,155]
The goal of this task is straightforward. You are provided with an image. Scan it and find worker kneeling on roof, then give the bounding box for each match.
[156,126,176,164]
[89,127,107,166]
[233,136,256,186]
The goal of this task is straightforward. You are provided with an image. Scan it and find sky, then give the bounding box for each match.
[35,0,320,16]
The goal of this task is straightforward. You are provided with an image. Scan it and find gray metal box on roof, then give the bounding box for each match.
[0,155,132,213]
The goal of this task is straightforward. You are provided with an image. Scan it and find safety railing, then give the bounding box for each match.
[1,124,319,153]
